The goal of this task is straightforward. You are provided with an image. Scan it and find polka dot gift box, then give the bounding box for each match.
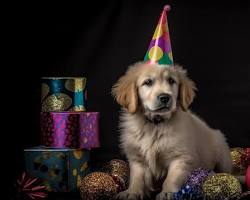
[41,112,100,149]
[41,77,87,112]
[24,147,90,192]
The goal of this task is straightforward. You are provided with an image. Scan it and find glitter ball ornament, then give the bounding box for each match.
[246,165,250,190]
[231,148,247,175]
[173,168,211,200]
[102,159,129,187]
[79,172,117,200]
[173,185,203,200]
[186,168,211,190]
[202,173,242,200]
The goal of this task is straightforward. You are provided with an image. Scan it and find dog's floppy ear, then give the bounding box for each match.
[178,68,197,111]
[112,68,138,114]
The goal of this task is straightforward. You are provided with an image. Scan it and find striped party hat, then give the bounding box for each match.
[144,5,174,66]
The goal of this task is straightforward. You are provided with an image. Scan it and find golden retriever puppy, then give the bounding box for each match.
[112,62,232,200]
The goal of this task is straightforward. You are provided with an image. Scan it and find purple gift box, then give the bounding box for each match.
[41,112,100,149]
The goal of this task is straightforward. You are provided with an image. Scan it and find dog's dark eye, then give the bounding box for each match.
[143,79,153,86]
[168,77,176,85]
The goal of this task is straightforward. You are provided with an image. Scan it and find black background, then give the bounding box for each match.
[6,0,250,198]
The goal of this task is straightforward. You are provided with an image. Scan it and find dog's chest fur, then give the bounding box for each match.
[120,112,183,178]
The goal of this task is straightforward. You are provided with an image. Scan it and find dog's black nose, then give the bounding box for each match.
[158,93,172,105]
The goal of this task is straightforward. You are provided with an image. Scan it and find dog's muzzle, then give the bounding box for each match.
[158,93,172,110]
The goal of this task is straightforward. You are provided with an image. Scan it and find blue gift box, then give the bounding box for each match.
[24,147,90,192]
[41,77,87,112]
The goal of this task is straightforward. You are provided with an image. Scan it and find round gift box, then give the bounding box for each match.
[41,77,87,112]
[41,112,100,149]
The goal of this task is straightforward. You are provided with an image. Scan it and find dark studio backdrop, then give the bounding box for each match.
[6,0,250,197]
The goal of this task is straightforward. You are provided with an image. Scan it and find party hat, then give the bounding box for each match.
[144,5,173,65]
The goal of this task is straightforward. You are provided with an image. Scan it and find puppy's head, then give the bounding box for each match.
[112,62,196,120]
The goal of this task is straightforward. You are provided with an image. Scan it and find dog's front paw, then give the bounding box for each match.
[156,192,174,200]
[115,190,143,200]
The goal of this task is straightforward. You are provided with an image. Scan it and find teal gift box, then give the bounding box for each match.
[41,77,87,112]
[24,147,90,192]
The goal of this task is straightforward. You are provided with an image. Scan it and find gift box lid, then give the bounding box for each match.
[41,77,86,79]
[24,146,89,152]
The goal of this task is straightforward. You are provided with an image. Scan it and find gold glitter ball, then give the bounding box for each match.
[202,173,242,200]
[231,147,247,175]
[102,159,130,186]
[79,172,117,200]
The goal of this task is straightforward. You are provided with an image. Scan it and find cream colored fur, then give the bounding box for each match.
[112,62,232,200]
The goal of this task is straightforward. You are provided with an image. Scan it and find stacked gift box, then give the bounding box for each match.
[24,77,100,192]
